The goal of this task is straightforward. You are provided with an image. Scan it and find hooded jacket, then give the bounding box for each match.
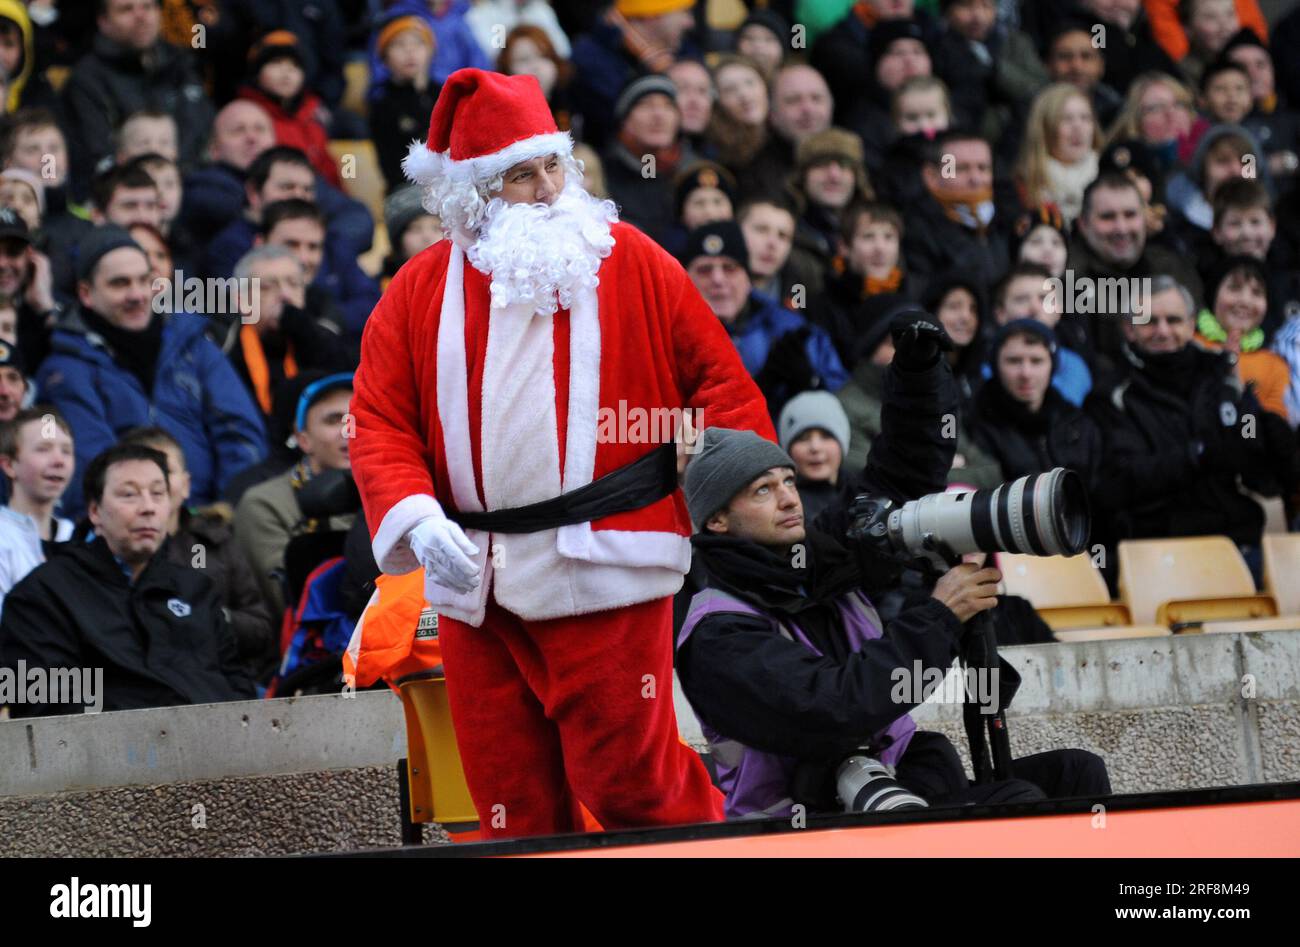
[35,307,267,515]
[0,536,256,717]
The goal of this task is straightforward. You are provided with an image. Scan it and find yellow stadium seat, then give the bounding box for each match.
[1053,625,1173,643]
[327,139,387,228]
[341,60,370,119]
[396,670,479,840]
[1262,533,1300,616]
[1197,616,1300,634]
[1117,536,1278,627]
[997,553,1131,630]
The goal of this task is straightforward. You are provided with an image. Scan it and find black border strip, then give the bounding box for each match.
[310,781,1300,859]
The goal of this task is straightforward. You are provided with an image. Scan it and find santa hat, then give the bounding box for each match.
[402,68,573,189]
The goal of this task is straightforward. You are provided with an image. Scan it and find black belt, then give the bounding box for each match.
[444,443,678,534]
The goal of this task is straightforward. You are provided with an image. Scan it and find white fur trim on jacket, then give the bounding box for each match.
[402,131,575,187]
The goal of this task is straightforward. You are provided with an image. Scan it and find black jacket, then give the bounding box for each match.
[970,379,1103,493]
[369,79,441,195]
[902,193,1011,304]
[0,537,256,716]
[676,351,967,761]
[1084,344,1296,551]
[603,141,694,248]
[61,34,214,187]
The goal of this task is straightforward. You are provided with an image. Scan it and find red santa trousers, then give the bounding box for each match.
[438,592,724,840]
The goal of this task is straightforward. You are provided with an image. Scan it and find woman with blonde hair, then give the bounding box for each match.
[1016,83,1102,225]
[1104,71,1203,169]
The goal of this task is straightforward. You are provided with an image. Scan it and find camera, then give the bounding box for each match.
[836,756,929,812]
[846,467,1091,571]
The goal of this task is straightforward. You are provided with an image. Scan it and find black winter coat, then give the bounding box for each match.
[970,380,1103,493]
[902,194,1011,303]
[0,538,256,716]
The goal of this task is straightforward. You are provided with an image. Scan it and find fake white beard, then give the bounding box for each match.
[466,182,619,316]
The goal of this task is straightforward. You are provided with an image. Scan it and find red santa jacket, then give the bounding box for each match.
[350,221,774,625]
[237,85,342,188]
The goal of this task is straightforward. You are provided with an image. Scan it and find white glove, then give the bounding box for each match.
[408,515,481,594]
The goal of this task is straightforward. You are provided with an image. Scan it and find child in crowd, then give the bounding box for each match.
[879,76,953,205]
[238,32,340,188]
[114,110,179,164]
[1196,255,1290,420]
[0,167,41,232]
[1199,60,1254,127]
[1222,28,1300,184]
[777,389,849,523]
[738,195,824,305]
[820,202,908,365]
[1209,178,1300,336]
[370,14,440,195]
[1016,83,1101,226]
[0,405,74,612]
[1178,0,1241,87]
[381,185,441,286]
[988,261,1092,407]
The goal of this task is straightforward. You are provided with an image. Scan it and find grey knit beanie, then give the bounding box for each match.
[778,390,851,456]
[683,427,796,529]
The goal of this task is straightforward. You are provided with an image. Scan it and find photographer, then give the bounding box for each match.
[676,314,1110,818]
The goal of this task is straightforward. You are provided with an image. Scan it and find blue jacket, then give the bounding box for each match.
[36,309,268,515]
[729,290,849,392]
[367,0,490,99]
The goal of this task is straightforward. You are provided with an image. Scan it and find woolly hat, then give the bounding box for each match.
[616,0,695,17]
[76,226,144,283]
[248,30,304,73]
[1008,203,1068,264]
[614,74,678,124]
[402,68,573,189]
[778,391,851,456]
[867,18,927,66]
[385,185,432,242]
[681,220,749,271]
[377,14,435,58]
[1222,26,1269,58]
[795,127,864,173]
[0,338,25,377]
[738,9,789,46]
[992,318,1058,372]
[673,160,736,217]
[683,427,795,528]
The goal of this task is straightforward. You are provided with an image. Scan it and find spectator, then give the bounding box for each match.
[0,336,26,423]
[0,442,256,716]
[1069,0,1178,95]
[1195,255,1288,419]
[466,0,572,61]
[369,1,491,98]
[126,221,172,289]
[0,167,42,231]
[260,198,380,340]
[1016,83,1101,226]
[738,194,824,305]
[224,244,352,417]
[370,14,440,194]
[734,9,788,81]
[812,0,940,119]
[661,159,735,256]
[61,0,214,188]
[1010,206,1069,280]
[119,425,277,683]
[129,153,191,270]
[706,55,771,180]
[903,130,1011,300]
[1145,0,1267,65]
[236,31,340,188]
[1085,276,1295,580]
[1222,28,1300,185]
[683,221,847,414]
[667,58,715,156]
[234,371,355,616]
[842,19,933,175]
[1198,59,1253,127]
[0,0,58,113]
[872,76,953,209]
[381,185,441,285]
[1068,171,1203,373]
[819,201,911,364]
[1099,138,1175,250]
[203,144,316,279]
[113,109,178,163]
[1177,0,1240,88]
[739,63,833,201]
[0,406,74,612]
[1043,20,1124,129]
[1165,124,1267,252]
[36,227,267,514]
[1209,178,1299,337]
[1103,72,1201,174]
[603,75,694,246]
[180,104,373,266]
[571,0,698,150]
[89,160,161,231]
[777,389,850,522]
[970,319,1103,488]
[499,25,591,165]
[987,262,1092,406]
[0,208,60,373]
[791,128,874,266]
[932,0,1046,150]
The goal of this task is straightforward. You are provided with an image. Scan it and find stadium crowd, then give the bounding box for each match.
[0,0,1298,723]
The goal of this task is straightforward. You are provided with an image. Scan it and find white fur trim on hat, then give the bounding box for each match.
[402,131,576,187]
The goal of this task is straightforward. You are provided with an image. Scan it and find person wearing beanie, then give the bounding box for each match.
[659,159,736,258]
[970,318,1103,490]
[367,1,491,106]
[778,389,850,522]
[36,226,266,516]
[1221,28,1300,187]
[370,14,443,195]
[0,167,45,231]
[735,9,789,81]
[381,185,440,283]
[350,67,773,840]
[1195,254,1289,419]
[677,315,1112,819]
[570,0,698,150]
[603,73,695,245]
[682,219,848,414]
[237,31,340,188]
[791,127,874,264]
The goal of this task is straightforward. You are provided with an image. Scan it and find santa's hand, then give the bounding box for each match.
[409,515,481,594]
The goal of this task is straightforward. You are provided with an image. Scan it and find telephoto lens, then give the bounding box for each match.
[836,756,929,812]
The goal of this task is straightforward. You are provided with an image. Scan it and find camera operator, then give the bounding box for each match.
[676,314,1111,818]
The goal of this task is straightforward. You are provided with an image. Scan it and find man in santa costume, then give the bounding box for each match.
[349,68,775,839]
